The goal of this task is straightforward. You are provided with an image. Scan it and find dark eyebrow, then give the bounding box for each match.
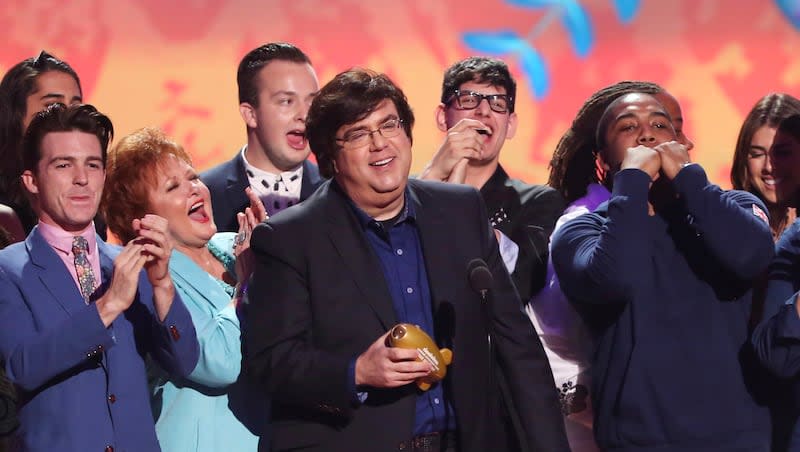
[48,156,76,165]
[750,145,768,152]
[649,111,670,121]
[343,114,398,134]
[611,112,637,125]
[38,92,83,103]
[40,93,65,101]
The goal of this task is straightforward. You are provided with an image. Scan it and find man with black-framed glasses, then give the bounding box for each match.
[420,56,565,303]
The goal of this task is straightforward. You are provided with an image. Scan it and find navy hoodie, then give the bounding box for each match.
[552,165,773,451]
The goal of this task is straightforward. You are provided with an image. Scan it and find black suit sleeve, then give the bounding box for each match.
[508,187,565,301]
[476,192,570,451]
[245,222,354,416]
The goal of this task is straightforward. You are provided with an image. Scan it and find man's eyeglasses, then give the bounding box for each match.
[336,118,404,148]
[447,89,513,114]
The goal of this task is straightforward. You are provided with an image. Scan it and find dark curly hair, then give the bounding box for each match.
[306,69,414,179]
[440,56,516,113]
[548,81,663,204]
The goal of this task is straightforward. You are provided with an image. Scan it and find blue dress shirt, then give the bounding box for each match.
[347,190,456,436]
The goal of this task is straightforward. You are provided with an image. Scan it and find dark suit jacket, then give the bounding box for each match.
[201,148,324,232]
[246,179,568,452]
[0,228,199,451]
[481,165,565,302]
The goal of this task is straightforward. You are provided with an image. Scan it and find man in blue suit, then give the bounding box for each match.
[0,104,199,451]
[201,42,323,230]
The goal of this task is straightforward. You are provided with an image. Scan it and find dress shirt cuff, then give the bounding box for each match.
[348,358,368,405]
[497,230,519,274]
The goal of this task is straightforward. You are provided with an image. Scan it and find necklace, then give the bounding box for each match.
[207,240,235,297]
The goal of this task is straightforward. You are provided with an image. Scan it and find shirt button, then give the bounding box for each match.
[108,394,116,404]
[396,249,403,256]
[434,398,440,404]
[406,287,413,294]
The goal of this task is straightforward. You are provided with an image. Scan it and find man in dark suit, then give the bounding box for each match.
[201,42,323,231]
[419,57,564,302]
[0,104,199,451]
[246,69,568,452]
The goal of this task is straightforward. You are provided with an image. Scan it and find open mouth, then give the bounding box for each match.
[287,129,307,150]
[369,157,394,167]
[188,201,208,222]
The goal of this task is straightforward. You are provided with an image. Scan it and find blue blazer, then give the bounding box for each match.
[201,148,324,232]
[0,227,199,452]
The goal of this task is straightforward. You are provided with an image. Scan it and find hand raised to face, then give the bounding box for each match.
[620,145,662,181]
[233,187,268,285]
[132,214,174,290]
[420,118,490,183]
[653,141,690,180]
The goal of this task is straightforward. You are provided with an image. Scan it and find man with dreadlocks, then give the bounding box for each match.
[529,81,693,451]
[552,90,772,450]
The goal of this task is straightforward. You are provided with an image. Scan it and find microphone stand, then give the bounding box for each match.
[477,287,530,452]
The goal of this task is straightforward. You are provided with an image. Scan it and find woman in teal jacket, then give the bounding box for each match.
[103,127,268,452]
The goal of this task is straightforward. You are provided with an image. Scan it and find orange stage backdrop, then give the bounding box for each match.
[1,0,798,188]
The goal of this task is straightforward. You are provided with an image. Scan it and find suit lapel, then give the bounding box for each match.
[407,183,451,314]
[300,160,322,201]
[96,239,117,292]
[480,166,519,235]
[324,184,396,329]
[225,151,250,215]
[27,228,87,317]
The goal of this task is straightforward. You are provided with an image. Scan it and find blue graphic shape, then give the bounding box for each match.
[612,0,641,23]
[776,0,800,30]
[505,0,558,7]
[560,1,593,57]
[518,45,550,98]
[506,0,594,56]
[462,30,525,54]
[462,30,550,98]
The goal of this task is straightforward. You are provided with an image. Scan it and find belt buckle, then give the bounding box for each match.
[413,432,440,451]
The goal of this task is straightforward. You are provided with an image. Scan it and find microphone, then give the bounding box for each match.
[467,258,493,301]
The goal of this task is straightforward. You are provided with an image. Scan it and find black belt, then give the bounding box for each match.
[397,431,456,452]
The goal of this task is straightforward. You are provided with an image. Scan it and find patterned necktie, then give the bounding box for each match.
[72,236,96,304]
